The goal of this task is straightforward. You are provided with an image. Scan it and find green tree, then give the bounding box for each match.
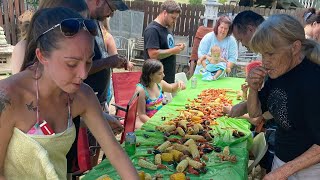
[189,0,202,5]
[26,0,39,9]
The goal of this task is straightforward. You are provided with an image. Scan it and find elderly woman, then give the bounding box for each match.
[195,16,238,80]
[247,14,320,180]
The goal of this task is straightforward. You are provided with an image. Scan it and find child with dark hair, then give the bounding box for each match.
[136,59,186,127]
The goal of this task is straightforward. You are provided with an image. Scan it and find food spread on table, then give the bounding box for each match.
[134,89,245,179]
[83,78,252,180]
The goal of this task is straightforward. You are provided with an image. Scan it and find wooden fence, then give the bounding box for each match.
[0,0,308,46]
[0,0,25,45]
[124,0,307,46]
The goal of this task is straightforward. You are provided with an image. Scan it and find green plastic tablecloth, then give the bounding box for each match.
[83,76,252,180]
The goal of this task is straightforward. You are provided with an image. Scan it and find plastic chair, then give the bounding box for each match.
[175,72,188,84]
[120,91,140,144]
[112,71,142,118]
[248,132,268,173]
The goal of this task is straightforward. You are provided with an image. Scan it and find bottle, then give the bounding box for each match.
[125,132,136,156]
[191,76,197,89]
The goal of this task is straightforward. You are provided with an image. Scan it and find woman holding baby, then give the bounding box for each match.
[195,16,238,80]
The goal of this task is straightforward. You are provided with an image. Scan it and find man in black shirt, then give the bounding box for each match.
[143,0,185,83]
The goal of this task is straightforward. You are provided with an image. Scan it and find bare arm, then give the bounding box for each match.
[104,34,118,56]
[79,85,138,179]
[11,40,27,74]
[136,87,150,123]
[0,90,14,180]
[147,43,185,60]
[264,145,320,179]
[89,55,127,75]
[160,80,186,93]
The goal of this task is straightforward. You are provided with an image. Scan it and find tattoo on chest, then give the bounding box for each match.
[26,101,37,112]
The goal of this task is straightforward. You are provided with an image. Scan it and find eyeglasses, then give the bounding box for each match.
[105,0,116,12]
[37,18,98,41]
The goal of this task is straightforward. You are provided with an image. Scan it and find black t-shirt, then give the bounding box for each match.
[84,21,110,103]
[143,21,176,83]
[258,58,320,162]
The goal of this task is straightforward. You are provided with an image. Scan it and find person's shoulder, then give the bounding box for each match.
[226,35,237,43]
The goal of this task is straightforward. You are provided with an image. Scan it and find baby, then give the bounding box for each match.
[196,45,227,80]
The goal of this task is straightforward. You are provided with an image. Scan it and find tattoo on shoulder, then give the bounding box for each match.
[0,91,11,118]
[26,101,37,112]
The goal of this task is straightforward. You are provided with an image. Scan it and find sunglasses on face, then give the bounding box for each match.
[37,18,98,41]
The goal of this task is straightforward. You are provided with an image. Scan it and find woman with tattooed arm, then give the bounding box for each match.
[0,7,138,180]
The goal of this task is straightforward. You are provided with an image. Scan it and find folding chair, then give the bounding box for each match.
[120,91,140,144]
[112,71,142,118]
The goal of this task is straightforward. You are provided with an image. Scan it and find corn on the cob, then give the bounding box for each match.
[173,144,189,152]
[157,141,172,152]
[154,154,162,165]
[191,116,201,122]
[161,152,174,162]
[184,139,200,158]
[194,123,204,130]
[156,125,176,133]
[193,125,199,134]
[176,127,185,136]
[223,146,230,156]
[138,171,145,180]
[170,172,186,180]
[178,120,188,129]
[176,159,188,172]
[138,159,157,170]
[186,157,203,169]
[170,149,183,162]
[185,135,205,141]
[186,127,194,135]
[145,173,152,180]
[96,175,112,180]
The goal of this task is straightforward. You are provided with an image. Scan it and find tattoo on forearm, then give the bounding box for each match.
[26,101,37,112]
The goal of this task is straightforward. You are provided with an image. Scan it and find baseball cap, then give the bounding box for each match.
[111,0,128,11]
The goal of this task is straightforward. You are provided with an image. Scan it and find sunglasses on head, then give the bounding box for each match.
[37,18,98,41]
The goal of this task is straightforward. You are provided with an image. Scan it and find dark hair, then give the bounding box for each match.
[140,59,163,87]
[303,8,320,25]
[213,16,232,36]
[39,0,88,13]
[22,7,84,71]
[160,0,181,14]
[231,10,264,34]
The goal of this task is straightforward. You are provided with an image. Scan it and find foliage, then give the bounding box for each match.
[218,0,228,4]
[26,0,39,9]
[189,0,202,5]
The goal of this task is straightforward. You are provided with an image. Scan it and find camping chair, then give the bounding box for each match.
[119,91,140,144]
[248,132,268,174]
[112,71,142,118]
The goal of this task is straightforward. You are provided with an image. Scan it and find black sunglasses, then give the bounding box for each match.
[37,18,98,41]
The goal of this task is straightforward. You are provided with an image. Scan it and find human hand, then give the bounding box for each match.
[177,80,186,90]
[246,66,267,91]
[107,118,124,135]
[126,61,135,71]
[228,102,248,117]
[175,43,185,52]
[226,67,232,74]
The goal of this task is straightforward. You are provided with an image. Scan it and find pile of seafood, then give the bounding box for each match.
[136,89,239,179]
